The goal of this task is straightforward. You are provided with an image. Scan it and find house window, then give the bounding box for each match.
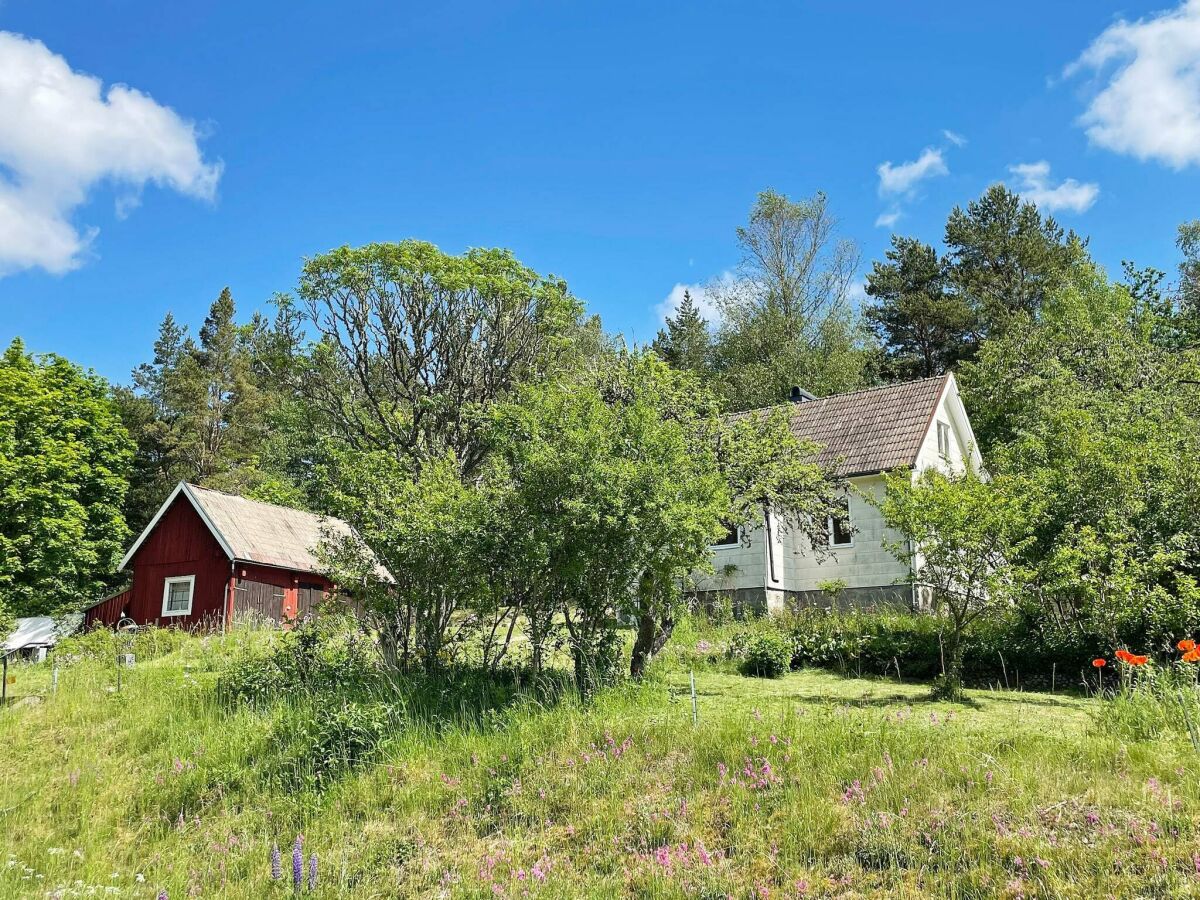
[712,523,740,548]
[827,500,853,547]
[937,421,952,457]
[161,575,195,617]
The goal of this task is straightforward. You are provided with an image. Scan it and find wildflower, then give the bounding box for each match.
[1178,639,1196,652]
[292,837,303,890]
[1091,658,1106,668]
[696,640,712,653]
[270,844,281,881]
[1184,648,1200,663]
[157,891,168,900]
[307,854,318,892]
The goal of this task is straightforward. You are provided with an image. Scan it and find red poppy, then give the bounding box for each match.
[1127,654,1149,666]
[1115,649,1132,663]
[1183,649,1200,664]
[1178,639,1197,652]
[1091,658,1107,668]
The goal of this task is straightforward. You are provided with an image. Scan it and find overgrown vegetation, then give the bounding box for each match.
[4,619,1200,898]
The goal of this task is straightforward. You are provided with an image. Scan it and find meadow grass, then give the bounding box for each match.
[2,625,1199,899]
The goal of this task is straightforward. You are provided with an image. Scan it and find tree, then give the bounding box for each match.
[652,290,712,375]
[713,190,874,409]
[879,468,1040,699]
[864,236,976,378]
[961,261,1200,647]
[296,241,583,478]
[317,450,496,675]
[121,289,282,531]
[490,352,729,691]
[944,184,1079,333]
[1175,221,1200,338]
[0,340,132,619]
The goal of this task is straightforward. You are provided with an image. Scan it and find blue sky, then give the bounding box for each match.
[1,1,1198,382]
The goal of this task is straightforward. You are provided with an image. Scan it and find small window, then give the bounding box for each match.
[712,523,740,548]
[937,421,952,457]
[161,575,195,617]
[827,500,853,547]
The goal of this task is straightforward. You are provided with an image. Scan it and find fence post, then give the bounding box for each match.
[690,671,698,726]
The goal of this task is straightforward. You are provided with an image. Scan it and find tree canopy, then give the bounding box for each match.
[0,339,131,622]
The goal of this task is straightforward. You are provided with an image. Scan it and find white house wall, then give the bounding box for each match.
[777,475,912,595]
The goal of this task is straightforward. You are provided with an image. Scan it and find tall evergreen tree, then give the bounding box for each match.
[944,184,1080,333]
[652,290,712,375]
[864,236,976,379]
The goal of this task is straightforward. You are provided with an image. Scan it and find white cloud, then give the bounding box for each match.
[1066,0,1200,169]
[942,129,968,147]
[1007,160,1100,213]
[0,32,222,276]
[874,209,901,229]
[876,147,948,197]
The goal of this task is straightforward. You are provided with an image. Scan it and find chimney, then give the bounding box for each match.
[789,386,815,403]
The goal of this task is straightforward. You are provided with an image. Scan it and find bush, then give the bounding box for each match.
[221,616,380,706]
[741,630,791,678]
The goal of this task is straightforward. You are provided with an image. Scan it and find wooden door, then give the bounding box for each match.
[295,582,326,621]
[232,579,285,624]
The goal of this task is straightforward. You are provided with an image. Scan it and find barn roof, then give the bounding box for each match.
[120,483,392,581]
[735,374,953,478]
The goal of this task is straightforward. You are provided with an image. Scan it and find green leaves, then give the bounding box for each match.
[0,339,132,618]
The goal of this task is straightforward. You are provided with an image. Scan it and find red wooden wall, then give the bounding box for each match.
[88,497,230,629]
[86,493,336,630]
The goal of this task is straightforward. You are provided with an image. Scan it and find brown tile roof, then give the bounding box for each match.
[736,375,951,477]
[185,484,393,580]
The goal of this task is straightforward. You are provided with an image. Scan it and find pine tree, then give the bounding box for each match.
[864,236,976,379]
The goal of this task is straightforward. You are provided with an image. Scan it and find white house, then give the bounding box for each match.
[690,373,982,615]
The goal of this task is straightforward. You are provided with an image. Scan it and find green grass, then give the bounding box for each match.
[2,626,1200,899]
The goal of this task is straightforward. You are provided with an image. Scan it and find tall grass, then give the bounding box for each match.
[2,623,1199,898]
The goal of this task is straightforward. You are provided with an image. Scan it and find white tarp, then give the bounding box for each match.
[3,615,80,652]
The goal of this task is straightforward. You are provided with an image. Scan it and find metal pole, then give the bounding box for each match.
[2,653,7,704]
[689,670,698,726]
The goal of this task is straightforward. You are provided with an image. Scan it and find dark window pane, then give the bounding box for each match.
[712,524,739,546]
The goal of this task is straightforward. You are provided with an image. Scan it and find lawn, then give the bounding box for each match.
[1,626,1198,899]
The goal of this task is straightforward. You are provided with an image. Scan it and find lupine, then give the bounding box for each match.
[271,843,282,881]
[292,836,303,890]
[308,853,318,891]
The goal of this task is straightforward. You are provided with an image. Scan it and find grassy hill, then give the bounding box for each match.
[2,621,1199,899]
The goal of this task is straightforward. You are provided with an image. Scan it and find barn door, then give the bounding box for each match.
[233,579,285,625]
[295,582,326,621]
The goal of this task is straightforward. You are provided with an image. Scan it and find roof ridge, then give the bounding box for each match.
[187,482,329,520]
[731,373,950,417]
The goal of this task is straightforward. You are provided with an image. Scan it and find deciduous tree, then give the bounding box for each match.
[0,340,132,618]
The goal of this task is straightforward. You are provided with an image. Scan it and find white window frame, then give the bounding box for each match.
[827,501,854,548]
[937,420,952,457]
[161,574,196,617]
[711,524,742,550]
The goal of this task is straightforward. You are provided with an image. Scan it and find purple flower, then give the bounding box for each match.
[157,891,168,900]
[308,853,318,891]
[271,843,282,881]
[292,836,303,889]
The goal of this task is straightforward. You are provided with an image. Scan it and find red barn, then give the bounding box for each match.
[85,483,390,629]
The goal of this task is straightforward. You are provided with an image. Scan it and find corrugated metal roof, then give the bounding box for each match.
[735,374,951,477]
[184,485,392,580]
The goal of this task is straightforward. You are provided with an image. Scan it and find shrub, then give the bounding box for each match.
[741,630,791,678]
[221,616,380,706]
